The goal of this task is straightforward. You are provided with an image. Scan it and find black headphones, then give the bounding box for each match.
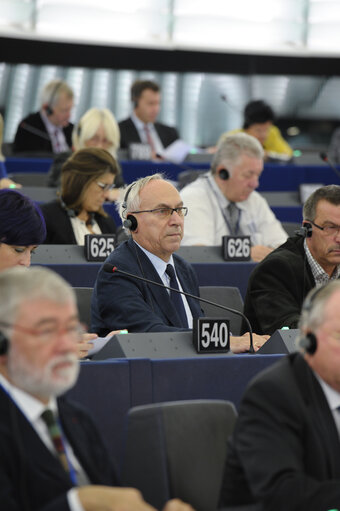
[45,80,63,116]
[299,284,327,355]
[295,222,313,238]
[122,184,138,231]
[219,168,229,180]
[0,331,9,355]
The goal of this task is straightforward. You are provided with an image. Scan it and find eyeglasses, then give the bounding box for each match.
[130,207,188,218]
[307,220,340,236]
[96,181,115,192]
[0,321,85,344]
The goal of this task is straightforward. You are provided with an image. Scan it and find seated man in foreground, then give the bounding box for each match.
[221,280,340,511]
[91,174,268,352]
[181,133,287,262]
[243,184,340,334]
[0,265,193,511]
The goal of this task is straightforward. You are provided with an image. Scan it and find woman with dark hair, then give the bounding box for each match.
[41,147,118,244]
[218,99,293,161]
[0,189,46,271]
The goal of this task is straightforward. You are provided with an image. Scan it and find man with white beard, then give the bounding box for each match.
[0,266,193,511]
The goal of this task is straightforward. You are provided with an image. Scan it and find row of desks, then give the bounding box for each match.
[6,157,340,191]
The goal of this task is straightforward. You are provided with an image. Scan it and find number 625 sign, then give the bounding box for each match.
[84,234,116,261]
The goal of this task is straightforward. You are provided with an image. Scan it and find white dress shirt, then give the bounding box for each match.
[181,172,288,247]
[131,112,164,155]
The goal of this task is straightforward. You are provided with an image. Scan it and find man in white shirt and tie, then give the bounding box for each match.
[118,80,179,159]
[181,132,288,262]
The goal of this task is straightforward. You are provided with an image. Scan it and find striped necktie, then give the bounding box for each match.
[166,264,188,328]
[227,202,241,235]
[41,408,71,475]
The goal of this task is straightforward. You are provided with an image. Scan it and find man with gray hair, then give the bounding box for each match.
[220,280,340,511]
[180,132,287,262]
[243,184,340,335]
[91,173,268,351]
[13,79,74,154]
[0,265,193,511]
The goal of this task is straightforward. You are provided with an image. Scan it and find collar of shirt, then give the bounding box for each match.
[206,172,249,212]
[40,109,63,137]
[304,239,340,283]
[133,240,174,287]
[315,372,340,411]
[0,372,56,424]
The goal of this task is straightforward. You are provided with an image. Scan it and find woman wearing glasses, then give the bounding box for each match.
[41,147,118,244]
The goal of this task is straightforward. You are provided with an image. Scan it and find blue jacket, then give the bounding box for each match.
[91,238,203,335]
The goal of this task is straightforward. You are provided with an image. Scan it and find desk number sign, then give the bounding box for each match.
[222,235,251,261]
[84,234,115,262]
[193,318,230,353]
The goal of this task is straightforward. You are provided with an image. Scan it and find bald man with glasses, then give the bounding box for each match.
[91,174,268,352]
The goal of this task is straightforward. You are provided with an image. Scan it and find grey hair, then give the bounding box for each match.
[211,132,264,175]
[0,266,76,329]
[40,79,74,108]
[118,173,164,221]
[303,185,340,221]
[298,280,340,334]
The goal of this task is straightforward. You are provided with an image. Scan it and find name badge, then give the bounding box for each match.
[222,236,251,261]
[84,234,115,262]
[129,143,152,160]
[193,318,230,353]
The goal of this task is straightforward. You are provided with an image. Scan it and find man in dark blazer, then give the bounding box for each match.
[243,184,340,334]
[221,280,340,511]
[118,80,179,156]
[13,79,74,154]
[0,266,192,511]
[91,175,268,352]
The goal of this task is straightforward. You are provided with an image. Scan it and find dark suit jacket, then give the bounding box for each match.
[243,235,316,335]
[13,112,73,153]
[91,238,203,335]
[40,200,117,244]
[0,388,118,511]
[220,353,340,511]
[118,117,179,150]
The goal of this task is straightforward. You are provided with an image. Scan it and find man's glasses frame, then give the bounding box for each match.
[130,207,188,218]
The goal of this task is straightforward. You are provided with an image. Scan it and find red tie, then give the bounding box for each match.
[144,125,156,152]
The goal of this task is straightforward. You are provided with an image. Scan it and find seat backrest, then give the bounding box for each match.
[74,287,93,327]
[199,286,244,335]
[121,399,237,511]
[8,172,49,187]
[177,169,206,190]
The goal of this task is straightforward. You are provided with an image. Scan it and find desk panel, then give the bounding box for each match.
[67,354,282,469]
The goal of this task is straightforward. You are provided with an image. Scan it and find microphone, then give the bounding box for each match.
[319,152,340,180]
[103,263,254,353]
[19,121,52,141]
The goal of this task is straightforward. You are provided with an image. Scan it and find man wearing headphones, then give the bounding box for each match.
[243,184,340,335]
[181,133,287,261]
[91,173,268,351]
[118,80,179,158]
[0,266,193,511]
[13,79,74,154]
[220,280,340,511]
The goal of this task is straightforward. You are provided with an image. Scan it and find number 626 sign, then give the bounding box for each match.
[222,235,251,261]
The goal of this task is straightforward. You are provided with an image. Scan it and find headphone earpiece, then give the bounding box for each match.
[77,122,82,137]
[299,332,317,355]
[295,223,313,238]
[219,168,229,180]
[45,105,54,116]
[0,331,9,355]
[123,215,138,232]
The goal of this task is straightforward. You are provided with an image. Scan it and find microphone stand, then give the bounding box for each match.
[104,264,254,353]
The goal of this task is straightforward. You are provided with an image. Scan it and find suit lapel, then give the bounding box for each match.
[129,241,186,328]
[293,355,340,477]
